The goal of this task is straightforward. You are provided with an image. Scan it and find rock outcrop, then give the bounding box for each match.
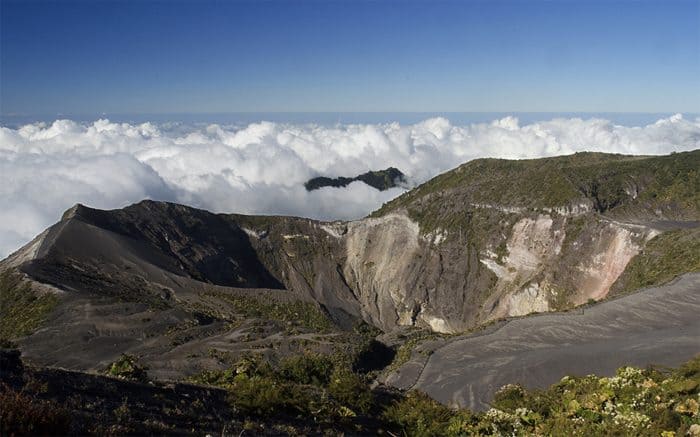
[304,167,408,191]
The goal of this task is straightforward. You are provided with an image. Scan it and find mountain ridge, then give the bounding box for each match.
[304,167,408,191]
[1,150,698,397]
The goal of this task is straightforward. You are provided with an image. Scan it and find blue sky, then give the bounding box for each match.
[1,0,699,115]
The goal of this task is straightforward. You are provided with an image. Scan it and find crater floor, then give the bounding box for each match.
[390,273,700,411]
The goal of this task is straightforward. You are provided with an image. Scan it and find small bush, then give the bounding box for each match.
[188,368,238,388]
[383,390,454,437]
[105,354,148,382]
[0,384,71,436]
[233,354,274,378]
[491,383,526,411]
[279,352,334,386]
[327,367,373,414]
[229,374,290,416]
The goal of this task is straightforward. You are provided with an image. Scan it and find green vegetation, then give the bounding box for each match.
[0,271,58,340]
[565,151,700,217]
[561,215,587,252]
[373,150,700,235]
[189,350,700,436]
[4,345,700,435]
[383,355,700,436]
[612,228,700,295]
[494,240,509,264]
[387,329,445,373]
[205,291,334,333]
[189,352,373,426]
[278,352,334,386]
[327,366,373,413]
[383,390,467,436]
[0,383,72,436]
[104,354,149,382]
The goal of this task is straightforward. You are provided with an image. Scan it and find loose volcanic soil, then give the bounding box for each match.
[386,272,700,411]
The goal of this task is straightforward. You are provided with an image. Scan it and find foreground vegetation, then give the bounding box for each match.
[2,341,699,436]
[184,352,700,436]
[187,351,376,431]
[0,383,72,436]
[385,356,700,436]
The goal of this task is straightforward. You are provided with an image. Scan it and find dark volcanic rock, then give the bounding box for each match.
[305,167,407,191]
[52,201,285,289]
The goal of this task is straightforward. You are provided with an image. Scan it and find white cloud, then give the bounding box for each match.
[0,114,699,258]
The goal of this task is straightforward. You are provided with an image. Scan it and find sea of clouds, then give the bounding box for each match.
[1,114,699,258]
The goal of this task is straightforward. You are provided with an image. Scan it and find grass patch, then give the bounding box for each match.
[387,330,445,373]
[189,352,373,425]
[373,150,700,235]
[0,271,58,340]
[205,290,334,333]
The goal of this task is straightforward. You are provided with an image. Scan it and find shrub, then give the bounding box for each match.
[233,354,274,378]
[105,354,148,382]
[188,368,238,388]
[189,354,274,390]
[279,352,334,386]
[229,374,290,416]
[327,367,372,414]
[383,390,454,437]
[491,383,526,412]
[0,384,71,436]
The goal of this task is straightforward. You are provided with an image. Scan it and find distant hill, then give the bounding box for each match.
[304,167,407,191]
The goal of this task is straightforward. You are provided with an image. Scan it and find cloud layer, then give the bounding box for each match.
[1,114,699,257]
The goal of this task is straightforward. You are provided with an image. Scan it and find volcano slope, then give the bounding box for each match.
[0,202,376,379]
[0,150,699,399]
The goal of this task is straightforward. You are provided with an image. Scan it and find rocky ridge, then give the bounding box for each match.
[304,167,408,191]
[1,150,698,378]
